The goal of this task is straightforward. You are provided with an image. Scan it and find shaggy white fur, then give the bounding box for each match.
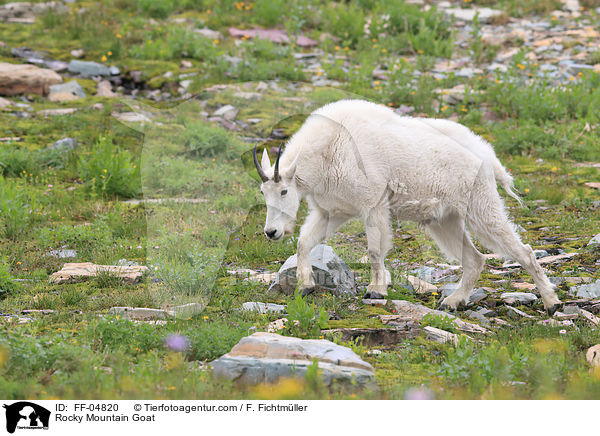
[256,99,560,312]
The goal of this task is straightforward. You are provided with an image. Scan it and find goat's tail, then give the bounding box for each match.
[492,159,524,207]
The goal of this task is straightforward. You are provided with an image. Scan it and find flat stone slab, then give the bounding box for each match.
[241,302,286,314]
[444,7,503,23]
[109,307,169,320]
[500,292,538,305]
[387,300,488,334]
[228,269,277,283]
[211,332,374,386]
[49,262,148,284]
[502,252,577,268]
[169,302,205,318]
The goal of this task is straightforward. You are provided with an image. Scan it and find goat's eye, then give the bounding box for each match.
[260,190,264,195]
[281,189,288,196]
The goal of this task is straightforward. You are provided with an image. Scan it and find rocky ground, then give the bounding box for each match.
[0,0,599,399]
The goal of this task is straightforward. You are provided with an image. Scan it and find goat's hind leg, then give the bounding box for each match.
[473,219,561,314]
[426,213,485,310]
[363,207,392,299]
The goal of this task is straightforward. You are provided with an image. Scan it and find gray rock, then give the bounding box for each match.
[588,234,600,246]
[48,137,77,152]
[455,67,476,78]
[49,80,86,100]
[108,307,169,320]
[570,279,600,299]
[47,249,77,258]
[475,307,496,317]
[563,305,581,315]
[213,104,238,121]
[507,306,535,320]
[70,49,84,58]
[116,259,140,266]
[445,7,503,23]
[10,46,68,72]
[194,27,222,39]
[211,332,375,386]
[549,276,565,286]
[241,302,286,314]
[169,302,205,319]
[109,66,120,76]
[464,309,490,325]
[500,292,538,305]
[112,112,152,123]
[268,244,356,296]
[440,284,486,304]
[68,60,111,77]
[409,266,436,281]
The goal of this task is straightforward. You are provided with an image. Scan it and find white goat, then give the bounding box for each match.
[253,99,561,313]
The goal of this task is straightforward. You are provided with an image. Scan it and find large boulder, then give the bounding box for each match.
[211,332,375,386]
[268,244,356,296]
[0,62,62,96]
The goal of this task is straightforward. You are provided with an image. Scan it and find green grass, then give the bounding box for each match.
[0,0,599,401]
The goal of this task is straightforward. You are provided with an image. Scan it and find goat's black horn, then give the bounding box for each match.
[253,144,268,182]
[273,142,283,183]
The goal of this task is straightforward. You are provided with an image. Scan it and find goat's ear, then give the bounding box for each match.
[283,153,299,181]
[261,148,271,171]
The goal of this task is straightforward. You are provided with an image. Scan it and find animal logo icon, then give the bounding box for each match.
[3,402,50,434]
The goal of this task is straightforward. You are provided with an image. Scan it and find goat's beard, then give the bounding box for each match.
[283,221,296,238]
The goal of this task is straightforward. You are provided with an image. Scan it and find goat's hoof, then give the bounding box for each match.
[363,290,387,299]
[438,302,453,311]
[546,303,562,316]
[300,287,316,298]
[439,297,466,312]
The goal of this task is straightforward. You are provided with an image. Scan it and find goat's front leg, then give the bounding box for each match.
[296,210,350,297]
[363,207,392,299]
[296,209,328,296]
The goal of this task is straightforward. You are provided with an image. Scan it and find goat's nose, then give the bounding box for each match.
[265,229,277,239]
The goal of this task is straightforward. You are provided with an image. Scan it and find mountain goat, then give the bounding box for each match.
[253,99,561,313]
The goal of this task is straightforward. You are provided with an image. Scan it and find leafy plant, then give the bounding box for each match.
[78,134,140,198]
[421,313,458,334]
[284,288,329,339]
